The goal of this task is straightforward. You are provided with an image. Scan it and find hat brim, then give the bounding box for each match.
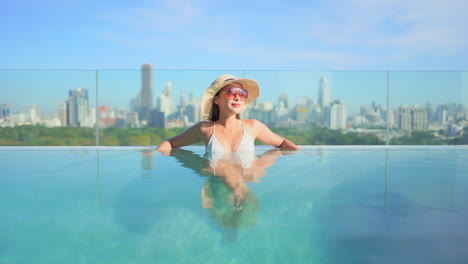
[201,78,260,120]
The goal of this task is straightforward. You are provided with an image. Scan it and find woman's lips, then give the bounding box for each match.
[231,103,241,108]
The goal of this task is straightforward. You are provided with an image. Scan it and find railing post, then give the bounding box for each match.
[386,71,390,146]
[96,69,99,147]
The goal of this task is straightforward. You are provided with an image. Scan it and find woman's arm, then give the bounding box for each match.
[252,120,299,150]
[278,138,298,150]
[155,122,204,153]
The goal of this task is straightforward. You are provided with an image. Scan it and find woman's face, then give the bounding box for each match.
[214,82,246,115]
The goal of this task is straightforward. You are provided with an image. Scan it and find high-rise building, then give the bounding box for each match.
[387,109,396,128]
[398,105,428,132]
[157,82,176,118]
[140,63,153,121]
[184,104,196,123]
[0,104,11,119]
[68,87,89,127]
[179,91,186,108]
[295,96,309,123]
[399,105,412,131]
[277,93,290,121]
[318,77,330,108]
[412,106,428,131]
[455,103,466,121]
[130,94,140,113]
[435,105,448,124]
[425,102,434,121]
[57,101,68,127]
[191,94,202,122]
[328,100,347,129]
[29,105,39,123]
[148,109,165,128]
[126,112,139,127]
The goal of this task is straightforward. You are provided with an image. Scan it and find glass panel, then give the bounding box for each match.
[97,68,244,146]
[388,71,465,145]
[462,71,468,145]
[244,70,388,145]
[0,70,96,146]
[3,70,464,146]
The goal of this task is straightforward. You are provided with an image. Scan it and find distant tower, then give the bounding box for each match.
[29,105,39,123]
[318,77,330,108]
[157,82,176,118]
[140,63,153,121]
[0,104,11,119]
[437,107,448,124]
[411,106,428,131]
[278,93,289,109]
[179,91,185,107]
[295,96,309,122]
[425,102,434,121]
[328,100,347,129]
[57,101,68,127]
[68,88,89,127]
[277,93,290,120]
[399,105,412,131]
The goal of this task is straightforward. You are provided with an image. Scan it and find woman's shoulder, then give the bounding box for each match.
[182,121,213,133]
[186,121,214,141]
[242,119,267,133]
[242,119,264,127]
[198,121,215,131]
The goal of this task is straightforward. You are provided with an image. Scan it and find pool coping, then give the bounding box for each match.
[0,145,467,151]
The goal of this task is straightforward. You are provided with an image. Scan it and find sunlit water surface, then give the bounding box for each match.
[0,146,467,264]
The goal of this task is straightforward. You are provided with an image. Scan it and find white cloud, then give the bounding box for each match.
[97,0,468,69]
[302,0,468,54]
[101,0,203,32]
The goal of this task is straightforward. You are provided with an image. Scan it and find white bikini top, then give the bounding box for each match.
[205,121,256,169]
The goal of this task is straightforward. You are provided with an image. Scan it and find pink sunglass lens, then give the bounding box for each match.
[226,88,248,100]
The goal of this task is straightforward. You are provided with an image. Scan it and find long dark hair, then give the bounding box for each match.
[209,102,220,121]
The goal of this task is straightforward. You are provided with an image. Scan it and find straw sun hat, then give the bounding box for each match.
[201,74,260,120]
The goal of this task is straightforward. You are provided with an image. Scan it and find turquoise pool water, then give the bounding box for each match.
[1,146,467,263]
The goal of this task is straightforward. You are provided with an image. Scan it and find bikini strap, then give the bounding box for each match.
[212,121,216,133]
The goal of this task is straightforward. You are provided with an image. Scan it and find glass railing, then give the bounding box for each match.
[0,69,466,146]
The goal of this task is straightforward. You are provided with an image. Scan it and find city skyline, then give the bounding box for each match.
[1,66,466,141]
[0,69,466,116]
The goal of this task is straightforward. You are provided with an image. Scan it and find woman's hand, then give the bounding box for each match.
[155,140,172,155]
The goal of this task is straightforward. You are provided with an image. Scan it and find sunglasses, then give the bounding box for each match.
[223,87,248,101]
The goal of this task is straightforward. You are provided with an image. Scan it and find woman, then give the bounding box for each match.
[156,74,299,153]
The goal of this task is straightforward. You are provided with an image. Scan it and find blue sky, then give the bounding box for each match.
[1,0,467,70]
[0,0,467,114]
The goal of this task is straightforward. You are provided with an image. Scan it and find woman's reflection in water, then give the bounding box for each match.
[169,148,294,243]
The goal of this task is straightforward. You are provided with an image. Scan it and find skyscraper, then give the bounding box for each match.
[0,104,11,119]
[148,109,165,128]
[277,93,290,118]
[57,101,68,127]
[179,91,186,107]
[399,105,412,131]
[68,88,89,127]
[157,82,176,118]
[295,96,309,123]
[29,105,39,123]
[328,100,347,129]
[140,63,153,121]
[318,77,330,108]
[412,106,428,131]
